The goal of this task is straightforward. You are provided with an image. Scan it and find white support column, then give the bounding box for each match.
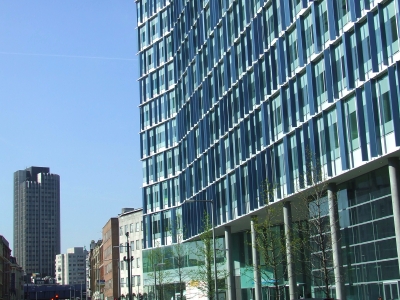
[328,183,345,300]
[283,202,297,300]
[251,217,262,300]
[388,157,400,275]
[225,226,235,300]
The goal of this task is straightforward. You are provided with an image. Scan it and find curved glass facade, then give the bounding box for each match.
[138,0,400,244]
[137,0,400,297]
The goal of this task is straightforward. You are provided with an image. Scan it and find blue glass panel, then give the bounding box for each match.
[248,159,256,211]
[283,136,293,195]
[235,169,243,216]
[295,128,304,189]
[226,176,233,221]
[261,102,270,146]
[289,79,297,128]
[389,65,400,146]
[348,0,361,21]
[277,37,286,85]
[377,5,389,66]
[364,81,381,157]
[367,12,379,72]
[296,18,305,67]
[311,3,321,53]
[306,64,316,115]
[327,0,338,40]
[342,32,355,90]
[281,87,289,133]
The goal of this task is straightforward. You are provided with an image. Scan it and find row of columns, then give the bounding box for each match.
[223,157,400,300]
[224,188,344,300]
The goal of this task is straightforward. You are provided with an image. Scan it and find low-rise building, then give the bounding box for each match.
[102,219,119,300]
[0,236,11,300]
[55,247,87,285]
[88,240,102,300]
[117,208,143,298]
[9,257,23,300]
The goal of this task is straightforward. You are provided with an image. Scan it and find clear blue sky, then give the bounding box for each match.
[0,1,142,253]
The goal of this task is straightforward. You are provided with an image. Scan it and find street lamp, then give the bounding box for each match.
[124,232,134,300]
[69,286,75,300]
[184,199,218,300]
[78,273,85,300]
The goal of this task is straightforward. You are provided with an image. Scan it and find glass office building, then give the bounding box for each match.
[137,0,400,298]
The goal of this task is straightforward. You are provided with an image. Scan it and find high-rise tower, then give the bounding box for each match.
[14,167,60,277]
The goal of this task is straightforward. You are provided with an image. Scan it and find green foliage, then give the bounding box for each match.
[167,214,190,300]
[190,212,227,300]
[146,243,170,300]
[253,193,288,300]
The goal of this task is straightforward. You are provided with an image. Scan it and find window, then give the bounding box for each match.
[145,187,152,213]
[272,94,283,139]
[139,26,147,49]
[136,222,140,232]
[314,59,327,108]
[163,182,168,208]
[289,134,299,189]
[152,72,158,97]
[154,184,160,210]
[159,68,165,93]
[136,258,140,268]
[159,41,164,64]
[317,1,329,45]
[332,43,347,97]
[377,75,393,135]
[136,275,141,286]
[149,129,155,155]
[136,240,140,250]
[156,125,166,150]
[167,150,173,175]
[147,48,153,71]
[168,63,174,87]
[349,31,360,84]
[383,0,399,62]
[265,4,275,46]
[288,28,299,74]
[336,0,349,32]
[326,109,340,163]
[344,96,360,153]
[360,21,372,78]
[249,71,256,108]
[303,12,314,60]
[151,19,157,42]
[275,142,286,198]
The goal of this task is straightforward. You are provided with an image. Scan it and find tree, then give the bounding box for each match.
[252,181,296,300]
[295,153,340,299]
[190,212,227,300]
[166,214,190,300]
[146,243,170,300]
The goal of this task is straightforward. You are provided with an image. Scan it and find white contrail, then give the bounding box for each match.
[0,51,137,61]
